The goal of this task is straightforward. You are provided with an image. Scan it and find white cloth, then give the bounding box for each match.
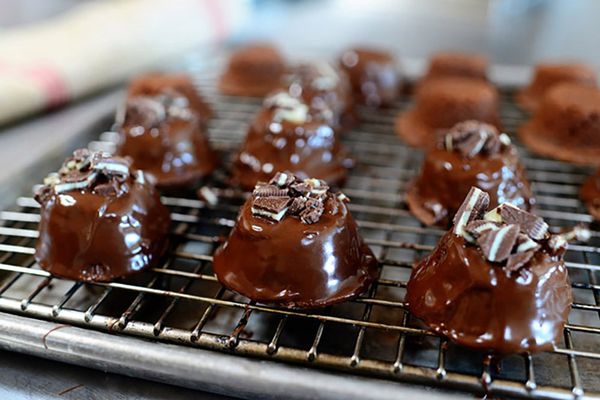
[0,0,249,125]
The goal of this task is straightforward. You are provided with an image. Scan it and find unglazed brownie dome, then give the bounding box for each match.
[581,169,600,220]
[338,47,400,107]
[420,52,488,84]
[516,62,597,112]
[406,121,535,226]
[213,171,378,308]
[519,83,600,165]
[219,43,286,97]
[406,187,573,354]
[395,77,501,148]
[116,92,218,190]
[127,72,213,123]
[281,61,354,130]
[34,149,171,282]
[232,90,352,190]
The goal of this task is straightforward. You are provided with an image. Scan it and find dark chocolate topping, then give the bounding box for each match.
[407,187,576,354]
[34,149,171,282]
[212,171,376,309]
[250,171,340,224]
[34,148,141,205]
[439,120,511,158]
[453,186,577,272]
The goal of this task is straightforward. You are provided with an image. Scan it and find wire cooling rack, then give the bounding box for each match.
[0,62,599,399]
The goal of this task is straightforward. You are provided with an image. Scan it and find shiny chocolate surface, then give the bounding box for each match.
[406,232,572,354]
[232,92,352,190]
[213,192,378,308]
[117,95,218,190]
[339,48,399,107]
[407,146,534,226]
[127,72,213,122]
[35,151,171,282]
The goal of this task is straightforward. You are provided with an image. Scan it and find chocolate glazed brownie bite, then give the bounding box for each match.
[213,171,378,308]
[232,90,352,190]
[407,187,574,354]
[35,149,171,282]
[282,61,355,131]
[116,92,218,190]
[339,47,400,107]
[406,121,534,226]
[128,72,213,124]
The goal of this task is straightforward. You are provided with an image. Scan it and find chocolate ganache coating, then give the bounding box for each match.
[34,149,171,282]
[127,72,213,123]
[232,90,352,190]
[516,62,597,112]
[213,172,378,308]
[407,187,573,354]
[116,92,218,190]
[339,47,400,107]
[406,121,535,226]
[396,78,501,148]
[519,83,600,166]
[219,43,286,97]
[581,169,600,220]
[281,62,355,130]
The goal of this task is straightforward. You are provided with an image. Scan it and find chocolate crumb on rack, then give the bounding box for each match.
[439,120,512,158]
[453,186,589,274]
[250,171,349,224]
[34,148,145,204]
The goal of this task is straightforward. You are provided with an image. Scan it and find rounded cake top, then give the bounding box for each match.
[227,43,284,72]
[262,89,336,127]
[541,82,600,113]
[119,91,196,128]
[34,149,145,205]
[418,77,497,102]
[340,47,394,67]
[532,62,596,82]
[425,52,488,80]
[249,171,349,225]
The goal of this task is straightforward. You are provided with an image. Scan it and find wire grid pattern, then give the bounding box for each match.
[0,67,599,399]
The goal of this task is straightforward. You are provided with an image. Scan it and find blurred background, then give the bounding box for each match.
[0,0,599,398]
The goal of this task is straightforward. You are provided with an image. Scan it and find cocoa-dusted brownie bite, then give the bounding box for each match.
[282,61,354,130]
[128,72,213,124]
[516,62,597,112]
[338,47,400,107]
[231,90,352,190]
[35,149,171,282]
[406,187,574,354]
[406,120,534,226]
[519,83,600,165]
[581,169,600,220]
[219,43,286,97]
[395,77,501,148]
[213,171,378,308]
[420,52,488,84]
[116,92,218,190]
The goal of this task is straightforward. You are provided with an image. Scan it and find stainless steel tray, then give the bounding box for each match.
[0,60,599,400]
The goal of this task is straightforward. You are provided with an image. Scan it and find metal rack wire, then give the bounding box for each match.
[0,63,599,399]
